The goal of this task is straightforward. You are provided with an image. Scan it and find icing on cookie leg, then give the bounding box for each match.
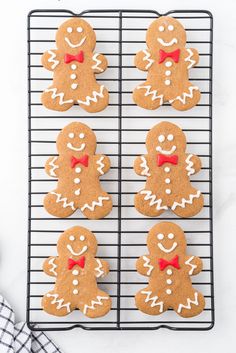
[169,85,201,111]
[175,291,205,318]
[82,291,111,318]
[135,287,165,315]
[42,87,74,111]
[135,190,167,217]
[171,189,204,218]
[77,85,109,113]
[133,84,164,110]
[80,194,112,220]
[44,190,76,218]
[42,291,72,316]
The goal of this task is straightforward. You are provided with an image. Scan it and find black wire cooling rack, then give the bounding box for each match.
[27,9,214,331]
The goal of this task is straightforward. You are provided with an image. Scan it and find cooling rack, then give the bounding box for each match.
[27,9,214,331]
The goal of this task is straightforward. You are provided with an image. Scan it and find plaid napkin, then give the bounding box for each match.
[0,295,63,353]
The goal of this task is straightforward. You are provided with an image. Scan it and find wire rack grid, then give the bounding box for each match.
[27,9,214,331]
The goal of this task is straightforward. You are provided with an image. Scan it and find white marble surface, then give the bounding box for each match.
[0,0,235,352]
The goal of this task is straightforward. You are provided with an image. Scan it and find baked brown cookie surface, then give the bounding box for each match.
[133,16,200,110]
[42,226,111,318]
[41,18,109,112]
[135,222,205,317]
[134,121,204,218]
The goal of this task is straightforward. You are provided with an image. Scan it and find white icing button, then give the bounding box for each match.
[164,167,170,173]
[165,178,171,184]
[73,280,78,285]
[165,70,171,76]
[166,289,172,295]
[71,83,78,90]
[72,270,79,275]
[165,79,171,86]
[166,279,172,285]
[70,73,76,79]
[74,178,80,184]
[69,235,75,241]
[71,64,77,70]
[74,189,80,196]
[73,289,79,295]
[80,235,85,241]
[165,189,171,194]
[165,61,172,68]
[167,269,172,275]
[75,167,81,173]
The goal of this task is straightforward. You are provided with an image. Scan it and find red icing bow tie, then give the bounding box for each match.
[71,155,89,168]
[158,255,180,271]
[159,49,180,64]
[64,51,84,64]
[68,256,85,270]
[157,154,178,167]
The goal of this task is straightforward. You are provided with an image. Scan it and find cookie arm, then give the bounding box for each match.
[134,155,150,177]
[45,157,60,178]
[135,49,154,71]
[184,48,199,69]
[91,53,108,73]
[94,155,110,176]
[136,255,154,277]
[185,153,202,176]
[184,255,203,276]
[94,258,109,278]
[41,49,60,71]
[43,256,59,277]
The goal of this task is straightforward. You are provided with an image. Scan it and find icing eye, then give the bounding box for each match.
[79,133,85,139]
[167,134,174,141]
[159,25,165,32]
[69,235,75,241]
[77,26,83,33]
[68,133,74,138]
[158,135,165,143]
[80,235,85,241]
[168,233,174,239]
[67,27,73,33]
[168,25,174,31]
[157,233,164,240]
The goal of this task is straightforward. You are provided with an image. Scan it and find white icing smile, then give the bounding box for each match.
[157,38,178,47]
[65,36,86,48]
[67,142,86,151]
[67,244,88,256]
[156,145,176,155]
[158,242,177,253]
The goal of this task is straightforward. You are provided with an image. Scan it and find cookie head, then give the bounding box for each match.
[56,18,96,52]
[57,122,97,155]
[146,16,186,51]
[58,226,97,257]
[146,121,186,156]
[147,222,186,257]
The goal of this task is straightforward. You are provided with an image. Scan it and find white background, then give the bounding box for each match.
[0,0,235,352]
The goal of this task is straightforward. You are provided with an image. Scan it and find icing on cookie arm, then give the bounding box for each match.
[92,53,108,73]
[45,157,59,177]
[184,48,199,69]
[41,50,60,71]
[185,154,201,175]
[134,155,150,176]
[136,255,154,276]
[93,258,109,278]
[94,155,110,175]
[135,50,154,71]
[184,255,202,275]
[43,257,59,277]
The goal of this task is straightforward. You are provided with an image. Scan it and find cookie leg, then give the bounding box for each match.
[80,191,112,220]
[173,290,205,318]
[41,86,74,112]
[134,190,167,217]
[42,290,73,317]
[169,83,201,111]
[78,289,111,318]
[44,189,76,218]
[135,287,167,315]
[171,188,204,218]
[133,83,164,110]
[77,84,109,113]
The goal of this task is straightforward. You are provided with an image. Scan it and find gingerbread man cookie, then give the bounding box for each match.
[133,16,200,111]
[44,122,112,219]
[134,122,204,218]
[135,222,205,317]
[42,226,111,318]
[41,18,109,112]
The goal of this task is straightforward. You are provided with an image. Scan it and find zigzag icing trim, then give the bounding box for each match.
[49,157,59,177]
[142,256,154,275]
[171,190,201,211]
[47,50,59,69]
[50,192,75,210]
[96,156,105,175]
[48,258,57,276]
[92,53,104,72]
[95,259,104,278]
[141,290,164,312]
[46,293,71,313]
[185,256,197,275]
[142,49,154,69]
[83,296,109,314]
[77,85,104,106]
[140,156,151,176]
[45,88,73,105]
[137,85,164,105]
[169,86,199,105]
[141,190,168,211]
[185,48,196,69]
[185,154,195,176]
[81,196,110,212]
[177,292,199,313]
